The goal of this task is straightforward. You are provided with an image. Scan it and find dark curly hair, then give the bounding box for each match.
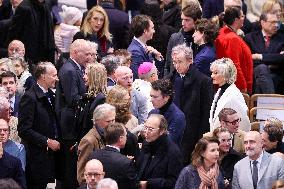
[195,18,219,44]
[263,123,284,143]
[151,79,174,100]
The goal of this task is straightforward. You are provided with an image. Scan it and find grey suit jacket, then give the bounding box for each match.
[232,151,284,189]
[130,89,148,124]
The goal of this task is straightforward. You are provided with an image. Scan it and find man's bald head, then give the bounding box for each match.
[114,66,133,89]
[224,0,242,10]
[8,40,25,58]
[70,39,93,66]
[244,131,263,160]
[84,159,105,189]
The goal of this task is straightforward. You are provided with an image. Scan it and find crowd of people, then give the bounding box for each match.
[0,0,284,189]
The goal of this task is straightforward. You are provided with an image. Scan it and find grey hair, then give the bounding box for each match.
[0,87,8,98]
[101,55,120,76]
[210,58,237,84]
[93,103,116,121]
[87,41,98,51]
[96,178,118,189]
[171,43,193,61]
[139,65,157,80]
[0,96,10,112]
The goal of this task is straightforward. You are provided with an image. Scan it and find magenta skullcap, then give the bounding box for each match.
[138,62,153,76]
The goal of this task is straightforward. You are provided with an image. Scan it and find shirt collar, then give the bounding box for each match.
[250,150,264,167]
[134,37,147,50]
[106,145,120,152]
[70,57,82,71]
[37,83,48,93]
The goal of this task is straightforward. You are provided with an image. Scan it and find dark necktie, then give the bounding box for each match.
[265,36,270,48]
[252,160,258,189]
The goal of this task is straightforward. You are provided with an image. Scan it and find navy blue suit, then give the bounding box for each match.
[149,102,186,146]
[202,0,224,18]
[0,151,26,189]
[11,93,21,117]
[193,43,216,77]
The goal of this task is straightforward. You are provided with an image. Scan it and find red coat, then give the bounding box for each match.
[215,26,253,93]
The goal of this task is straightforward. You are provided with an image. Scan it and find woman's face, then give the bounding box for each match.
[13,61,25,76]
[211,68,226,86]
[83,68,90,86]
[203,142,219,166]
[271,3,282,20]
[193,30,204,45]
[218,132,231,153]
[90,11,105,33]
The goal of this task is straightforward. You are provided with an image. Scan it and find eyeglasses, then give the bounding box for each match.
[224,118,241,125]
[85,172,104,178]
[0,128,9,132]
[143,126,159,133]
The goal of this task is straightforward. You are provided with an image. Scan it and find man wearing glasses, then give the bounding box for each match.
[204,108,245,154]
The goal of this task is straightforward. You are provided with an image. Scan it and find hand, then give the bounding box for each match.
[252,53,262,60]
[0,0,3,7]
[47,139,60,151]
[140,181,147,189]
[280,51,284,54]
[146,46,163,61]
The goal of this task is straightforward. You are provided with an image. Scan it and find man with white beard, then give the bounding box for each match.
[232,131,284,189]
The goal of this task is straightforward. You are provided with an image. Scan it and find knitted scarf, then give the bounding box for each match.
[197,163,219,189]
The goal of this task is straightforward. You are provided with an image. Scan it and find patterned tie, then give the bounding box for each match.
[252,160,258,189]
[265,36,271,48]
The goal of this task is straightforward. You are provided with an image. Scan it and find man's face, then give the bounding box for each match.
[150,89,169,109]
[144,20,155,41]
[181,13,195,32]
[74,46,93,67]
[244,132,263,159]
[8,41,25,57]
[221,113,240,134]
[261,131,277,151]
[10,0,22,8]
[116,69,133,89]
[234,10,245,29]
[95,111,116,129]
[43,66,58,89]
[261,14,278,36]
[172,52,191,74]
[144,116,164,143]
[0,120,9,143]
[1,77,17,98]
[84,163,105,189]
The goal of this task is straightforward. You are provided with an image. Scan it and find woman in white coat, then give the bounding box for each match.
[209,58,250,132]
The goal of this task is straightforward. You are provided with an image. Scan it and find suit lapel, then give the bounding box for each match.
[258,152,271,183]
[243,157,254,187]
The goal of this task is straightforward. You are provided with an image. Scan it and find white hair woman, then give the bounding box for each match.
[209,58,250,132]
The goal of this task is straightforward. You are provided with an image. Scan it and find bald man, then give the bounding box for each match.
[56,39,93,189]
[77,159,105,189]
[232,131,284,189]
[115,66,148,124]
[7,40,25,58]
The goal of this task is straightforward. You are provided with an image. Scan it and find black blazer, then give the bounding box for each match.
[56,58,86,140]
[89,146,137,189]
[245,30,284,65]
[11,93,21,117]
[166,66,214,164]
[18,84,61,183]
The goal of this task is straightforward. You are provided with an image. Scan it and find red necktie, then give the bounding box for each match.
[265,36,271,48]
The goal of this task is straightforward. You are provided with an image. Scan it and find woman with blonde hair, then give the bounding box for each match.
[76,63,107,139]
[175,136,225,189]
[73,5,113,59]
[106,85,139,160]
[209,58,250,132]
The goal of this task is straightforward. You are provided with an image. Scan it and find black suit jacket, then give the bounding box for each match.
[18,84,61,183]
[166,66,214,164]
[0,151,27,189]
[89,146,137,189]
[11,93,21,117]
[56,58,86,140]
[245,30,284,65]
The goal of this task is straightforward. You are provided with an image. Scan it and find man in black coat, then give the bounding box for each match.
[89,122,137,189]
[6,0,55,64]
[167,44,213,164]
[245,12,284,94]
[17,62,62,189]
[56,39,92,189]
[137,114,183,189]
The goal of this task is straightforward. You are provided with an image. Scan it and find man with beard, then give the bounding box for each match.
[232,131,284,189]
[165,1,202,76]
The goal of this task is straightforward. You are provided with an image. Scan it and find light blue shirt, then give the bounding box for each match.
[4,139,26,171]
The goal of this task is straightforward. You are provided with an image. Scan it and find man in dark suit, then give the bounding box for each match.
[167,43,213,164]
[245,12,284,94]
[0,142,26,189]
[100,55,119,87]
[18,62,62,189]
[89,122,137,189]
[128,14,163,79]
[77,159,105,189]
[0,71,21,117]
[56,39,92,189]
